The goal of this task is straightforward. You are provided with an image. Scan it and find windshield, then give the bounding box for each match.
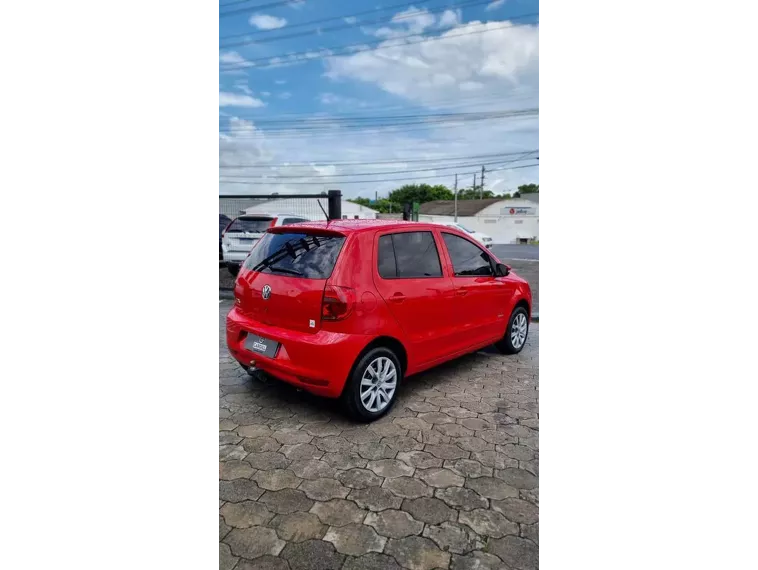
[457,224,475,234]
[227,217,273,233]
[243,232,346,279]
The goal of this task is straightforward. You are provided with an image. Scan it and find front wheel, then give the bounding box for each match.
[495,306,529,354]
[342,347,402,422]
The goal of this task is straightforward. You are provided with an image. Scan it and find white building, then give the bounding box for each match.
[239,198,379,220]
[419,195,539,244]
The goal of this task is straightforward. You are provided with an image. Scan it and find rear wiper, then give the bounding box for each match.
[268,266,303,276]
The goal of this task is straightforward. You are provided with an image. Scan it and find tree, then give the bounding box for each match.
[348,197,371,207]
[457,187,496,200]
[388,183,454,204]
[517,183,539,194]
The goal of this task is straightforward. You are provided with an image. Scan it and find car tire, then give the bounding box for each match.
[227,263,240,277]
[342,347,402,422]
[495,306,530,355]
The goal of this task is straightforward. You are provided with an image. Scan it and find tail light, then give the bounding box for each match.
[221,219,235,239]
[268,217,278,228]
[321,285,355,321]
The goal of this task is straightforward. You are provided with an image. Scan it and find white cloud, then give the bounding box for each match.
[219,51,247,65]
[275,79,287,85]
[486,0,506,11]
[234,82,253,95]
[278,91,292,99]
[438,9,461,28]
[288,0,306,9]
[219,92,266,108]
[343,16,357,24]
[392,7,436,34]
[249,14,287,30]
[261,91,271,97]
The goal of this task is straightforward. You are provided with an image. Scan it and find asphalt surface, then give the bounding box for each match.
[490,245,539,261]
[220,300,539,570]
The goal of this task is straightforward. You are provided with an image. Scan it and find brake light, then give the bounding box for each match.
[321,285,355,321]
[222,219,235,239]
[268,217,278,228]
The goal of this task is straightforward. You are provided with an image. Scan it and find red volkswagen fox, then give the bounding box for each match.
[226,220,532,421]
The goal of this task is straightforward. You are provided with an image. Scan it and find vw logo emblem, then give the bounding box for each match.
[261,285,272,300]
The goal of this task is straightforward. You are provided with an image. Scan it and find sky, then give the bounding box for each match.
[219,0,539,200]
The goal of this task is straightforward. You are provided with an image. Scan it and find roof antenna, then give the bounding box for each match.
[317,199,330,223]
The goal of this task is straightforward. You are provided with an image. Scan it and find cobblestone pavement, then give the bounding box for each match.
[220,300,539,570]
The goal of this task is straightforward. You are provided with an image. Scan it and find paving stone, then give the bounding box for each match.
[434,487,489,511]
[435,423,475,438]
[219,460,254,481]
[401,497,457,524]
[520,459,538,476]
[237,425,273,439]
[310,499,368,526]
[225,527,286,559]
[299,478,350,500]
[502,424,538,440]
[521,417,539,429]
[322,452,368,470]
[289,459,336,480]
[253,469,302,491]
[493,468,538,490]
[341,428,383,444]
[313,436,353,453]
[323,523,387,556]
[465,477,519,500]
[472,450,518,470]
[491,498,539,524]
[445,458,491,479]
[220,501,274,528]
[270,511,328,542]
[303,423,343,437]
[487,535,538,570]
[247,451,289,470]
[235,556,290,570]
[219,445,248,461]
[425,396,458,408]
[502,407,534,421]
[368,423,409,438]
[259,489,315,514]
[459,508,519,538]
[460,418,495,431]
[461,401,498,414]
[446,392,482,403]
[417,467,465,488]
[497,444,536,462]
[220,431,243,446]
[357,442,397,460]
[364,509,424,539]
[336,468,383,489]
[242,437,282,453]
[396,450,443,470]
[280,539,345,570]
[219,543,238,570]
[440,406,478,419]
[425,443,470,460]
[367,459,414,478]
[522,522,538,544]
[413,429,452,445]
[423,521,479,554]
[219,515,231,540]
[280,442,323,461]
[342,552,403,570]
[393,417,434,431]
[383,476,433,499]
[219,479,264,503]
[348,486,403,511]
[383,436,425,453]
[417,411,456,425]
[521,437,539,451]
[454,436,494,453]
[450,551,507,570]
[405,401,440,413]
[520,488,539,507]
[478,430,515,445]
[385,536,451,570]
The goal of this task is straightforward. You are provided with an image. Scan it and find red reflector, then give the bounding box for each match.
[321,285,355,321]
[298,377,329,387]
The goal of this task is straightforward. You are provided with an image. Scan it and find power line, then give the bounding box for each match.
[219,150,538,168]
[220,17,539,70]
[220,0,305,18]
[221,0,437,41]
[221,109,536,125]
[220,0,496,48]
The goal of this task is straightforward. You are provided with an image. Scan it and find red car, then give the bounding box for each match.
[227,220,531,421]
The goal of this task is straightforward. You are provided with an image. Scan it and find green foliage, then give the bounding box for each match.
[457,187,496,200]
[347,197,400,214]
[517,183,539,194]
[388,184,454,204]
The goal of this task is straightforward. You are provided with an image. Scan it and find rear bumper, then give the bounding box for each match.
[226,306,369,398]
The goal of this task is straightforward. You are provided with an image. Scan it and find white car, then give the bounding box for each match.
[222,213,310,275]
[441,222,494,249]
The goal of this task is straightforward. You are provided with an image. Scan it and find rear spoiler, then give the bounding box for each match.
[268,226,345,237]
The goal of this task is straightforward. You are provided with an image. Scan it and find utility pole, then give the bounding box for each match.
[473,173,477,198]
[480,165,486,199]
[454,173,458,222]
[375,190,378,202]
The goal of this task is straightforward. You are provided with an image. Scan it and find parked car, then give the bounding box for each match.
[226,220,531,421]
[222,213,310,275]
[219,214,232,261]
[440,222,493,248]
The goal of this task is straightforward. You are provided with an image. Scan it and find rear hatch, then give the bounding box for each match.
[223,216,276,256]
[234,230,346,333]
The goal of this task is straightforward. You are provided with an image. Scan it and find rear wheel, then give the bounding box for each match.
[495,306,529,354]
[342,347,402,422]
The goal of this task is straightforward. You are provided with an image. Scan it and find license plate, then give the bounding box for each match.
[238,238,254,245]
[244,333,279,358]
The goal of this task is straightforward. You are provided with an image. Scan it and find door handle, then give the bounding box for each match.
[389,293,406,303]
[455,289,468,297]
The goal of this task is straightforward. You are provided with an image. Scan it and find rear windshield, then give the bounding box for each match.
[227,217,273,233]
[243,232,346,279]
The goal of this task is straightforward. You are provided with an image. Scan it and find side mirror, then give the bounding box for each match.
[495,263,510,277]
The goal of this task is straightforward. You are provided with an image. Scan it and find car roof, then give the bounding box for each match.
[271,219,452,235]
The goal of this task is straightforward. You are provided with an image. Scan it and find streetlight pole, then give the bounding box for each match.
[454,173,458,222]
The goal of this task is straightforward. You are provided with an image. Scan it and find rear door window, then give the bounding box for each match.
[243,232,346,279]
[442,233,493,276]
[227,217,273,233]
[377,231,442,278]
